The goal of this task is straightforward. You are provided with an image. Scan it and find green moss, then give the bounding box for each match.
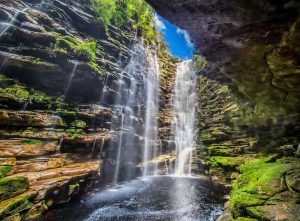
[208,145,232,156]
[73,41,97,62]
[210,156,245,169]
[0,195,32,219]
[54,33,97,62]
[229,158,299,218]
[0,177,29,202]
[68,183,80,196]
[0,166,13,178]
[24,201,48,220]
[0,84,63,108]
[20,138,43,145]
[71,120,86,129]
[236,217,259,221]
[0,86,30,102]
[193,54,207,72]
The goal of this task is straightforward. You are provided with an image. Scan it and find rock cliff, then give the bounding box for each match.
[0,0,175,219]
[148,0,300,220]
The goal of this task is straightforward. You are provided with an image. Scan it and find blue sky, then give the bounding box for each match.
[154,14,194,59]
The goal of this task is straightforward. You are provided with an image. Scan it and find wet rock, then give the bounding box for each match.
[24,201,47,220]
[247,203,300,221]
[15,155,75,173]
[0,166,14,178]
[3,213,22,221]
[0,139,58,157]
[0,110,64,127]
[0,193,33,219]
[229,157,300,219]
[0,176,29,202]
[286,169,300,192]
[0,158,16,166]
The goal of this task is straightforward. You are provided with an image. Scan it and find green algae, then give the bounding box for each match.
[0,166,13,178]
[210,156,246,169]
[229,157,300,218]
[0,195,32,219]
[0,177,29,202]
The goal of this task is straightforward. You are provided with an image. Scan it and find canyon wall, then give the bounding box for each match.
[148,0,300,220]
[0,0,175,219]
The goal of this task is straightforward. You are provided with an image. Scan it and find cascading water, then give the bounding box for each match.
[172,60,197,176]
[142,50,160,177]
[64,61,78,98]
[103,40,160,183]
[49,45,223,221]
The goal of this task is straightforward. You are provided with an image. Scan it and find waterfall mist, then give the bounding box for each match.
[172,60,197,176]
[102,40,161,183]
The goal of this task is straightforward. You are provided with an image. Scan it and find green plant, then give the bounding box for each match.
[193,54,207,72]
[74,41,97,62]
[54,34,97,62]
[91,0,118,27]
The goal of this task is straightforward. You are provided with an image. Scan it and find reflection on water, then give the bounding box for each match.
[48,176,224,221]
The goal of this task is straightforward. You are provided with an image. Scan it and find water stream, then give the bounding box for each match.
[0,7,27,38]
[49,44,223,221]
[104,41,161,183]
[50,176,223,221]
[172,60,197,176]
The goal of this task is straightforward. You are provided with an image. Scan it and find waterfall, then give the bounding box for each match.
[0,7,28,38]
[64,61,78,98]
[142,51,160,177]
[105,40,160,183]
[172,60,197,176]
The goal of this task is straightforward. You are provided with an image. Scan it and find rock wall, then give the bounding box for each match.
[0,0,176,219]
[148,0,300,220]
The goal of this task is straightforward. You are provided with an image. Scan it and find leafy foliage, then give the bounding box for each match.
[54,34,97,62]
[91,0,158,41]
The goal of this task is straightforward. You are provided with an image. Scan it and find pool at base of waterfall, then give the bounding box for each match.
[46,176,225,221]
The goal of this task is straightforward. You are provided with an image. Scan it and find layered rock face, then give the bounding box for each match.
[0,0,177,219]
[148,0,300,220]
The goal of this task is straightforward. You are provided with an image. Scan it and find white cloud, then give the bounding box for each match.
[176,28,194,48]
[154,14,166,31]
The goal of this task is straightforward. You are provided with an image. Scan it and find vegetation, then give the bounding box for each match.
[0,84,64,108]
[91,0,158,41]
[0,166,13,178]
[20,138,43,145]
[54,34,97,62]
[229,157,299,218]
[0,177,29,202]
[193,54,207,72]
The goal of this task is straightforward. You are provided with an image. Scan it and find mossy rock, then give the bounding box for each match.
[235,217,258,221]
[3,213,22,221]
[68,183,80,196]
[208,145,233,156]
[0,177,29,202]
[246,203,300,221]
[0,194,32,219]
[0,166,13,178]
[0,158,16,166]
[24,201,48,220]
[209,156,246,169]
[229,158,300,218]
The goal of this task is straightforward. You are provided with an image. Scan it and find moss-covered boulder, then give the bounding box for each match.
[229,157,300,219]
[0,177,29,202]
[0,194,33,219]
